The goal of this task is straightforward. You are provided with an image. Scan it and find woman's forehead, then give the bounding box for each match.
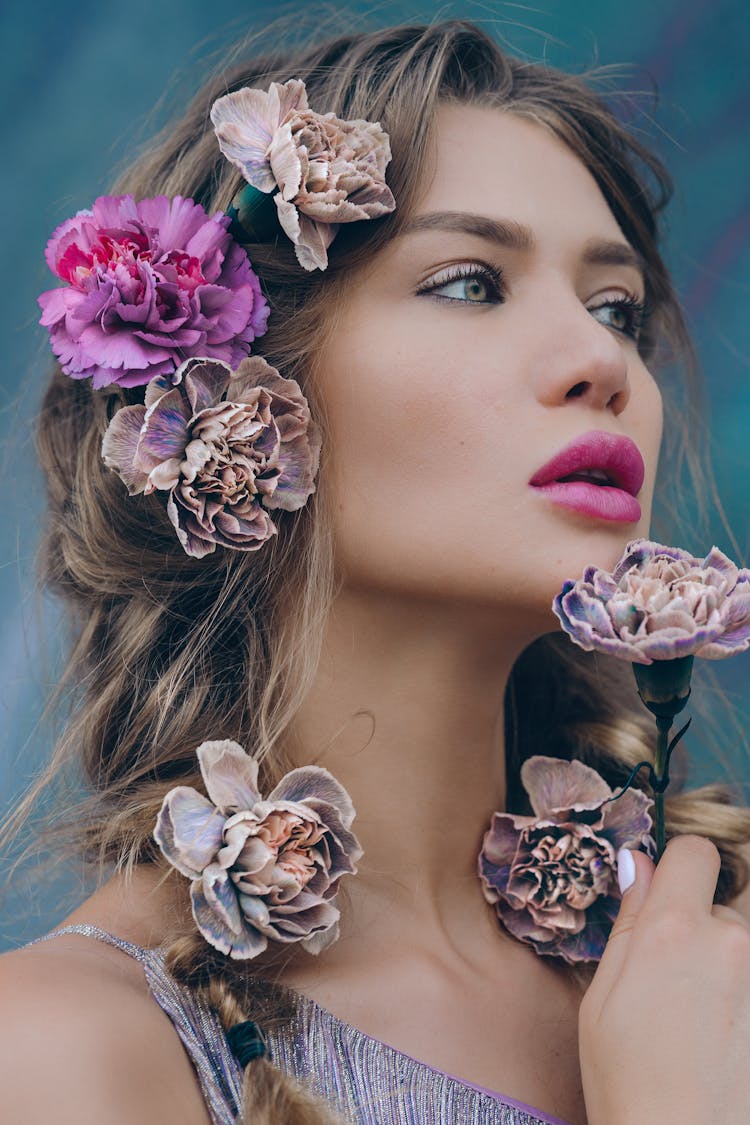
[419,103,627,245]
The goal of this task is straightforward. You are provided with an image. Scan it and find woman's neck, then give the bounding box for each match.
[286,585,544,963]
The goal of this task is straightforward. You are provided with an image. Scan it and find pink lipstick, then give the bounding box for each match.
[529,430,645,523]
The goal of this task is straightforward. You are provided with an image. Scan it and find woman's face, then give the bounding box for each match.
[314,104,664,630]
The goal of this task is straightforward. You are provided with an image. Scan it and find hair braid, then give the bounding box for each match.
[165,931,346,1123]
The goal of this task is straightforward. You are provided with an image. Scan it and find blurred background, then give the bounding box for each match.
[1,0,748,949]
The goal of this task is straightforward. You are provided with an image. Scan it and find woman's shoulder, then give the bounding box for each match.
[0,931,211,1124]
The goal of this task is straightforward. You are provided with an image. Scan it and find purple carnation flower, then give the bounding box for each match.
[553,538,750,664]
[101,355,321,558]
[478,756,655,964]
[38,194,269,388]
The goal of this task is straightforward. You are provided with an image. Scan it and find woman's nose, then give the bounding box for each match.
[532,300,632,416]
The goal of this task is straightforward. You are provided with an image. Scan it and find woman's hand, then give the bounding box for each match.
[578,834,750,1125]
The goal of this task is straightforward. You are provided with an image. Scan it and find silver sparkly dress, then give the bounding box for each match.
[30,925,574,1125]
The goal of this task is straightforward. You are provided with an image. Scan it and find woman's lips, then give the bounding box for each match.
[529,430,645,523]
[529,480,642,522]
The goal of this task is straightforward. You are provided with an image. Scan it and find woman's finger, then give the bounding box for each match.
[581,846,655,1016]
[639,834,722,922]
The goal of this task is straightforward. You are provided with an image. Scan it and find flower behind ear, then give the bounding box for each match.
[101,355,321,557]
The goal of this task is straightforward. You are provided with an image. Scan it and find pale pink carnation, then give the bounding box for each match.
[211,78,396,271]
[553,539,750,664]
[154,740,362,959]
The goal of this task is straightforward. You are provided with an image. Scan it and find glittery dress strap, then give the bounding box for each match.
[27,925,244,1125]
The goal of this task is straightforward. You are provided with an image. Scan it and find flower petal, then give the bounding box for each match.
[521,756,612,818]
[197,740,261,813]
[101,405,148,494]
[191,882,267,959]
[202,862,244,934]
[154,786,224,878]
[269,766,357,828]
[181,357,232,416]
[600,788,654,851]
[479,812,525,874]
[301,917,340,955]
[211,88,282,192]
[138,385,192,462]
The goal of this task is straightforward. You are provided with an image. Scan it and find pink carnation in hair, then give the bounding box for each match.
[155,740,362,959]
[101,355,321,557]
[38,194,269,388]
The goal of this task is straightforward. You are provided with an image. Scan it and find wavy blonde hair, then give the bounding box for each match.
[7,15,750,1123]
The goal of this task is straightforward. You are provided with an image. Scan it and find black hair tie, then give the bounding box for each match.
[227,1020,271,1068]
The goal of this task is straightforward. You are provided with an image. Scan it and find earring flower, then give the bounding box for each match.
[38,194,269,388]
[211,78,396,271]
[553,539,750,857]
[478,755,655,963]
[155,740,362,959]
[101,355,321,557]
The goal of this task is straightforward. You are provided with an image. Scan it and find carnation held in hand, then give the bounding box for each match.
[38,194,269,388]
[553,538,750,664]
[478,756,655,963]
[211,78,396,271]
[101,355,321,557]
[154,740,363,959]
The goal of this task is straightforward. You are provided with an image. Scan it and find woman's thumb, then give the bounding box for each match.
[591,848,656,993]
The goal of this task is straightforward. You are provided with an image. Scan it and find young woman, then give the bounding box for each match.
[2,18,750,1125]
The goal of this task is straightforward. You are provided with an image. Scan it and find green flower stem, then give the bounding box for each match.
[654,715,671,861]
[631,656,695,863]
[605,714,691,861]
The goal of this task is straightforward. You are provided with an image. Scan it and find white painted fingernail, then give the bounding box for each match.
[617,847,636,894]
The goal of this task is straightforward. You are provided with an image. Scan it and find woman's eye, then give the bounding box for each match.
[588,295,648,341]
[417,265,504,304]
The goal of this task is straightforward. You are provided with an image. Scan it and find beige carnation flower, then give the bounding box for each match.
[154,740,362,959]
[211,78,396,270]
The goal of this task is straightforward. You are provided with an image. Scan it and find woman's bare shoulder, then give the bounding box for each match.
[0,934,211,1124]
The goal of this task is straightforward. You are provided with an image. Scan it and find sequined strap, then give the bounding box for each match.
[27,925,244,1125]
[27,922,147,959]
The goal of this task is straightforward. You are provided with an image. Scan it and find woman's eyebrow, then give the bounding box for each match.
[402,210,646,282]
[403,210,534,250]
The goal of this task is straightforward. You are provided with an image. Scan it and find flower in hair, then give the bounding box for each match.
[101,355,321,557]
[478,756,655,963]
[154,740,362,959]
[211,78,396,271]
[38,194,269,388]
[552,539,750,664]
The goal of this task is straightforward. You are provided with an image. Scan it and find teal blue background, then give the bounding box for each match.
[1,0,748,948]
